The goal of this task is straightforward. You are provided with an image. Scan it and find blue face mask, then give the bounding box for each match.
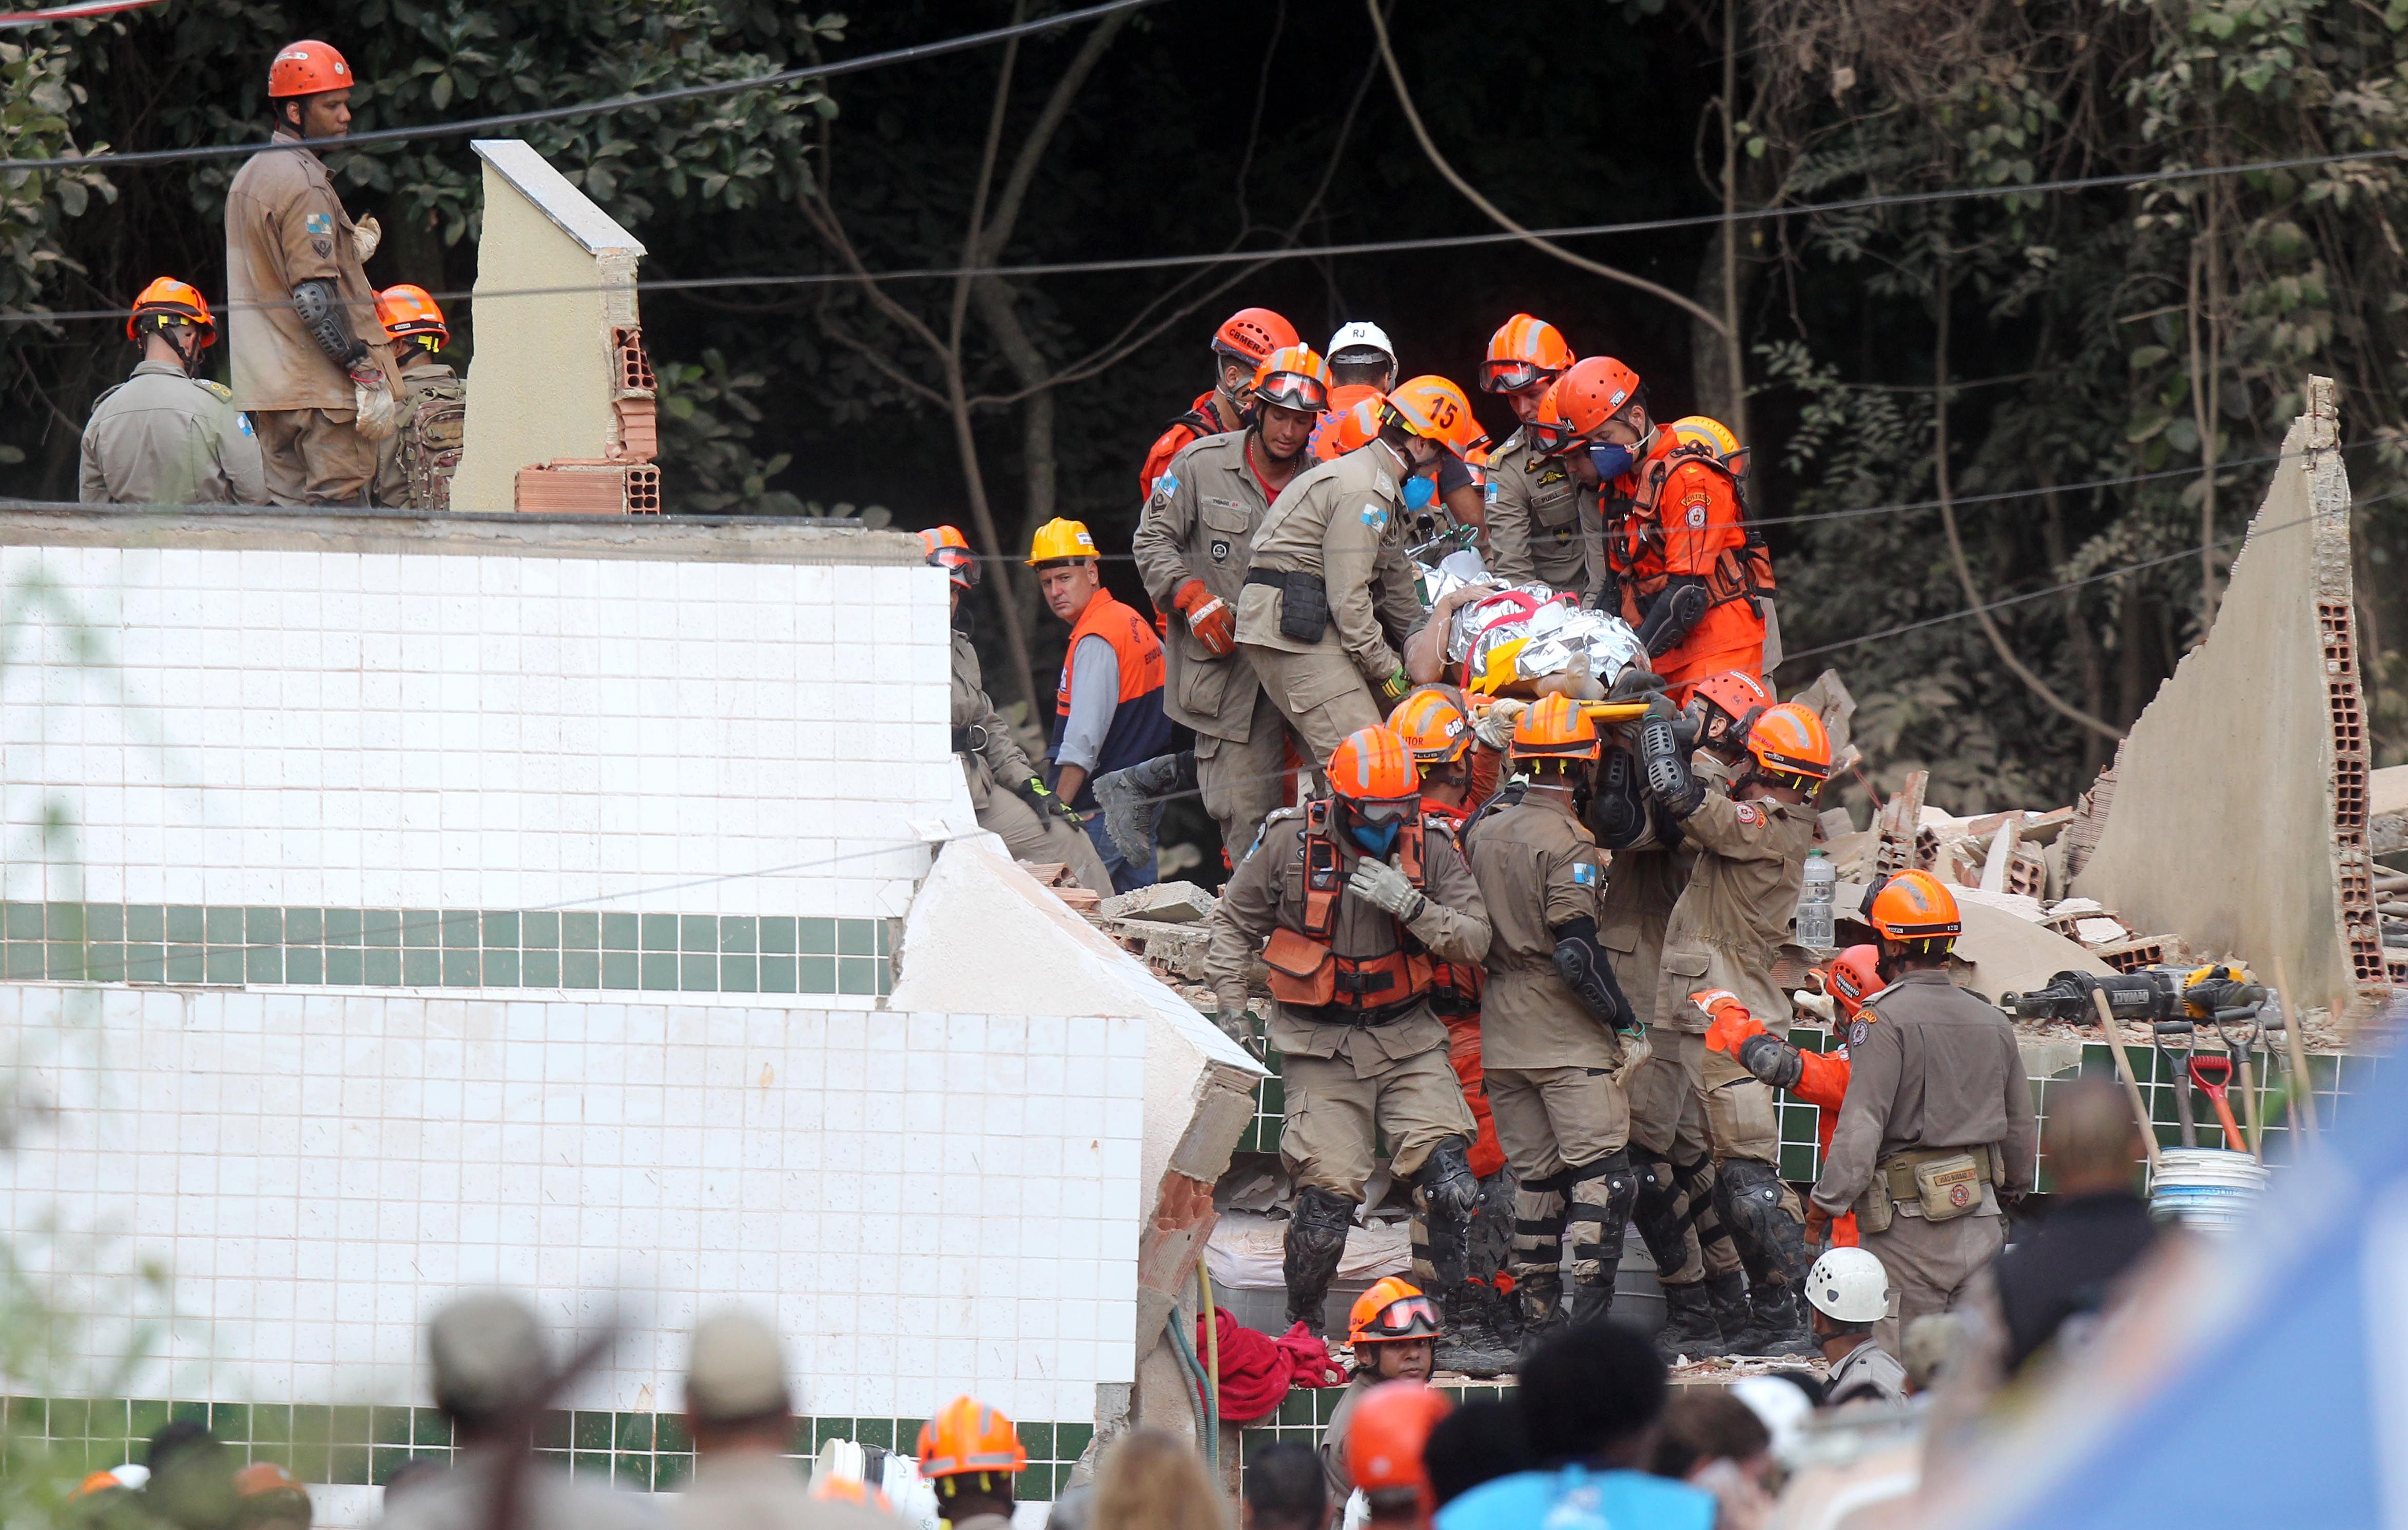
[1401,474,1435,512]
[1350,820,1400,857]
[1588,441,1638,480]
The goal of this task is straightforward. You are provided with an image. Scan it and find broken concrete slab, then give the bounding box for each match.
[2073,377,2393,1021]
[2372,765,2408,856]
[1099,881,1217,924]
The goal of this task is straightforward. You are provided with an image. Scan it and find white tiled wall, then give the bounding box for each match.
[5,985,1144,1425]
[0,546,955,915]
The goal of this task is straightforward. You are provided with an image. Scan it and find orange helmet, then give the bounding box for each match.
[1866,869,1962,949]
[1348,1276,1442,1345]
[1383,375,1487,459]
[1313,393,1385,461]
[811,1477,895,1511]
[1744,702,1832,787]
[1555,356,1645,439]
[918,524,980,589]
[1511,693,1601,761]
[69,1472,122,1502]
[1253,344,1332,415]
[1525,379,1580,457]
[917,1396,1028,1479]
[1387,687,1471,768]
[1328,726,1420,806]
[234,1462,308,1509]
[269,39,353,97]
[1346,1382,1452,1508]
[127,278,216,348]
[376,283,449,346]
[1214,307,1300,367]
[1690,671,1772,728]
[1815,943,1885,1019]
[1481,314,1575,394]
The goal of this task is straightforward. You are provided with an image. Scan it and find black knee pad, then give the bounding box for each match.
[1413,1136,1482,1227]
[1711,1159,1808,1284]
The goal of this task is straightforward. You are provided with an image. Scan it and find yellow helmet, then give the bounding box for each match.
[1025,517,1098,566]
[1667,415,1749,480]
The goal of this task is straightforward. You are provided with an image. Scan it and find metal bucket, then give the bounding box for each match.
[2149,1148,2269,1232]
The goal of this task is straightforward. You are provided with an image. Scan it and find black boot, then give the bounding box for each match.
[1655,1280,1722,1363]
[1567,1272,1617,1327]
[1283,1186,1355,1335]
[1702,1271,1752,1355]
[1729,1281,1818,1358]
[1516,1269,1567,1360]
[1434,1284,1518,1379]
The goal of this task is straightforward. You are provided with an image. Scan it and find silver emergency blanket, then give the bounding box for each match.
[1430,576,1646,691]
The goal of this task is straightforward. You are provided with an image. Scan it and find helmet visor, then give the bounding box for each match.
[1351,794,1421,825]
[929,547,981,588]
[1481,360,1549,395]
[1362,1294,1442,1339]
[1255,372,1330,415]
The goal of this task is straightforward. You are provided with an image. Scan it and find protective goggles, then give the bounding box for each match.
[1350,795,1422,826]
[928,548,981,588]
[1481,360,1553,395]
[1362,1294,1442,1339]
[1254,372,1330,415]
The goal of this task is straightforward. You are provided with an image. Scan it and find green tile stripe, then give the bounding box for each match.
[0,1400,1090,1497]
[0,903,891,997]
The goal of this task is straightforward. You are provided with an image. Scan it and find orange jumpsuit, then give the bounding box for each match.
[1711,1004,1863,1246]
[1608,435,1771,702]
[1139,389,1242,500]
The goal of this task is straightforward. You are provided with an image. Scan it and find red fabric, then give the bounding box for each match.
[1196,1310,1346,1421]
[1445,1014,1508,1180]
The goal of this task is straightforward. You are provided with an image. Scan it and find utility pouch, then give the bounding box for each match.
[1263,926,1336,1007]
[1279,571,1331,643]
[1912,1151,1985,1223]
[1855,1174,1895,1236]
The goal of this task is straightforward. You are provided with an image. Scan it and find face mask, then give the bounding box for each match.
[1349,820,1400,857]
[1588,441,1638,480]
[1401,474,1435,513]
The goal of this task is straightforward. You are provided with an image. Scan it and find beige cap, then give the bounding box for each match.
[685,1308,792,1424]
[428,1291,551,1424]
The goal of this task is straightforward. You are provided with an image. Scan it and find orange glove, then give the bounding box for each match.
[1695,990,1763,1053]
[1175,578,1235,656]
[1805,1205,1832,1254]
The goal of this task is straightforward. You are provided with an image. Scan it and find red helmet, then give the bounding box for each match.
[1346,1382,1452,1514]
[269,40,353,97]
[127,278,216,348]
[1555,356,1644,438]
[1689,671,1772,728]
[1213,307,1300,368]
[1816,944,1884,1019]
[1481,313,1575,395]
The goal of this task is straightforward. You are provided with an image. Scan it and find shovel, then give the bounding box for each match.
[2188,1053,2247,1153]
[2151,1021,2198,1149]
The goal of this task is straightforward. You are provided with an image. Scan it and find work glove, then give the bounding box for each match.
[1470,696,1527,751]
[1347,856,1426,923]
[1607,665,1668,704]
[352,214,382,264]
[1174,578,1236,656]
[1214,1003,1256,1047]
[1020,775,1084,826]
[1376,667,1412,704]
[1696,991,1762,1054]
[1793,988,1837,1024]
[1605,1025,1654,1089]
[1804,1205,1833,1256]
[352,372,398,443]
[2183,965,2267,1017]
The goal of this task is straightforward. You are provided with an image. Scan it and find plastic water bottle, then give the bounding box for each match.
[1796,850,1836,950]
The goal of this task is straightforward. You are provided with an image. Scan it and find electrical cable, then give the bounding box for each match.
[0,0,1175,171]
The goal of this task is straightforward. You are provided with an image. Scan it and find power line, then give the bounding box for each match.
[0,0,1172,171]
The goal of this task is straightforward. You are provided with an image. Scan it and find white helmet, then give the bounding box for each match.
[1327,321,1397,375]
[1803,1246,1890,1325]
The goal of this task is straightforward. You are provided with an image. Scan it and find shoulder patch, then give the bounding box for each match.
[304,211,334,237]
[1154,472,1178,501]
[1359,502,1388,532]
[1848,1017,1869,1050]
[237,411,256,437]
[1686,501,1708,528]
[1571,862,1598,887]
[1733,802,1764,826]
[1483,479,1498,505]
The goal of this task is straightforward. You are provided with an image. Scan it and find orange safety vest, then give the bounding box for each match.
[1260,800,1438,1018]
[1139,389,1234,500]
[1052,587,1172,808]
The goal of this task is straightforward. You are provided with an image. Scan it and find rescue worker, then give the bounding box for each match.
[1463,696,1641,1339]
[1637,700,1834,1355]
[80,280,265,506]
[1389,686,1515,1377]
[1555,359,1774,698]
[1309,321,1399,461]
[1346,1383,1452,1530]
[370,284,466,512]
[1132,345,1326,862]
[1138,307,1300,500]
[1235,377,1472,765]
[1204,726,1490,1333]
[916,1397,1027,1530]
[925,527,1112,894]
[1802,1247,1909,1408]
[226,40,400,506]
[1320,1278,1439,1500]
[1031,517,1173,892]
[1475,317,1594,595]
[673,1309,902,1530]
[1696,943,1887,1247]
[1810,869,2037,1355]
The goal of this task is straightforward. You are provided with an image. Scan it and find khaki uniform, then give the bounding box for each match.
[377,1454,658,1530]
[1811,969,2037,1353]
[1131,429,1301,857]
[373,358,467,511]
[224,131,397,505]
[951,630,1111,893]
[1482,426,1602,595]
[1204,808,1488,1195]
[1467,789,1634,1293]
[1233,442,1428,766]
[78,360,265,506]
[1825,1339,1910,1408]
[669,1451,911,1530]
